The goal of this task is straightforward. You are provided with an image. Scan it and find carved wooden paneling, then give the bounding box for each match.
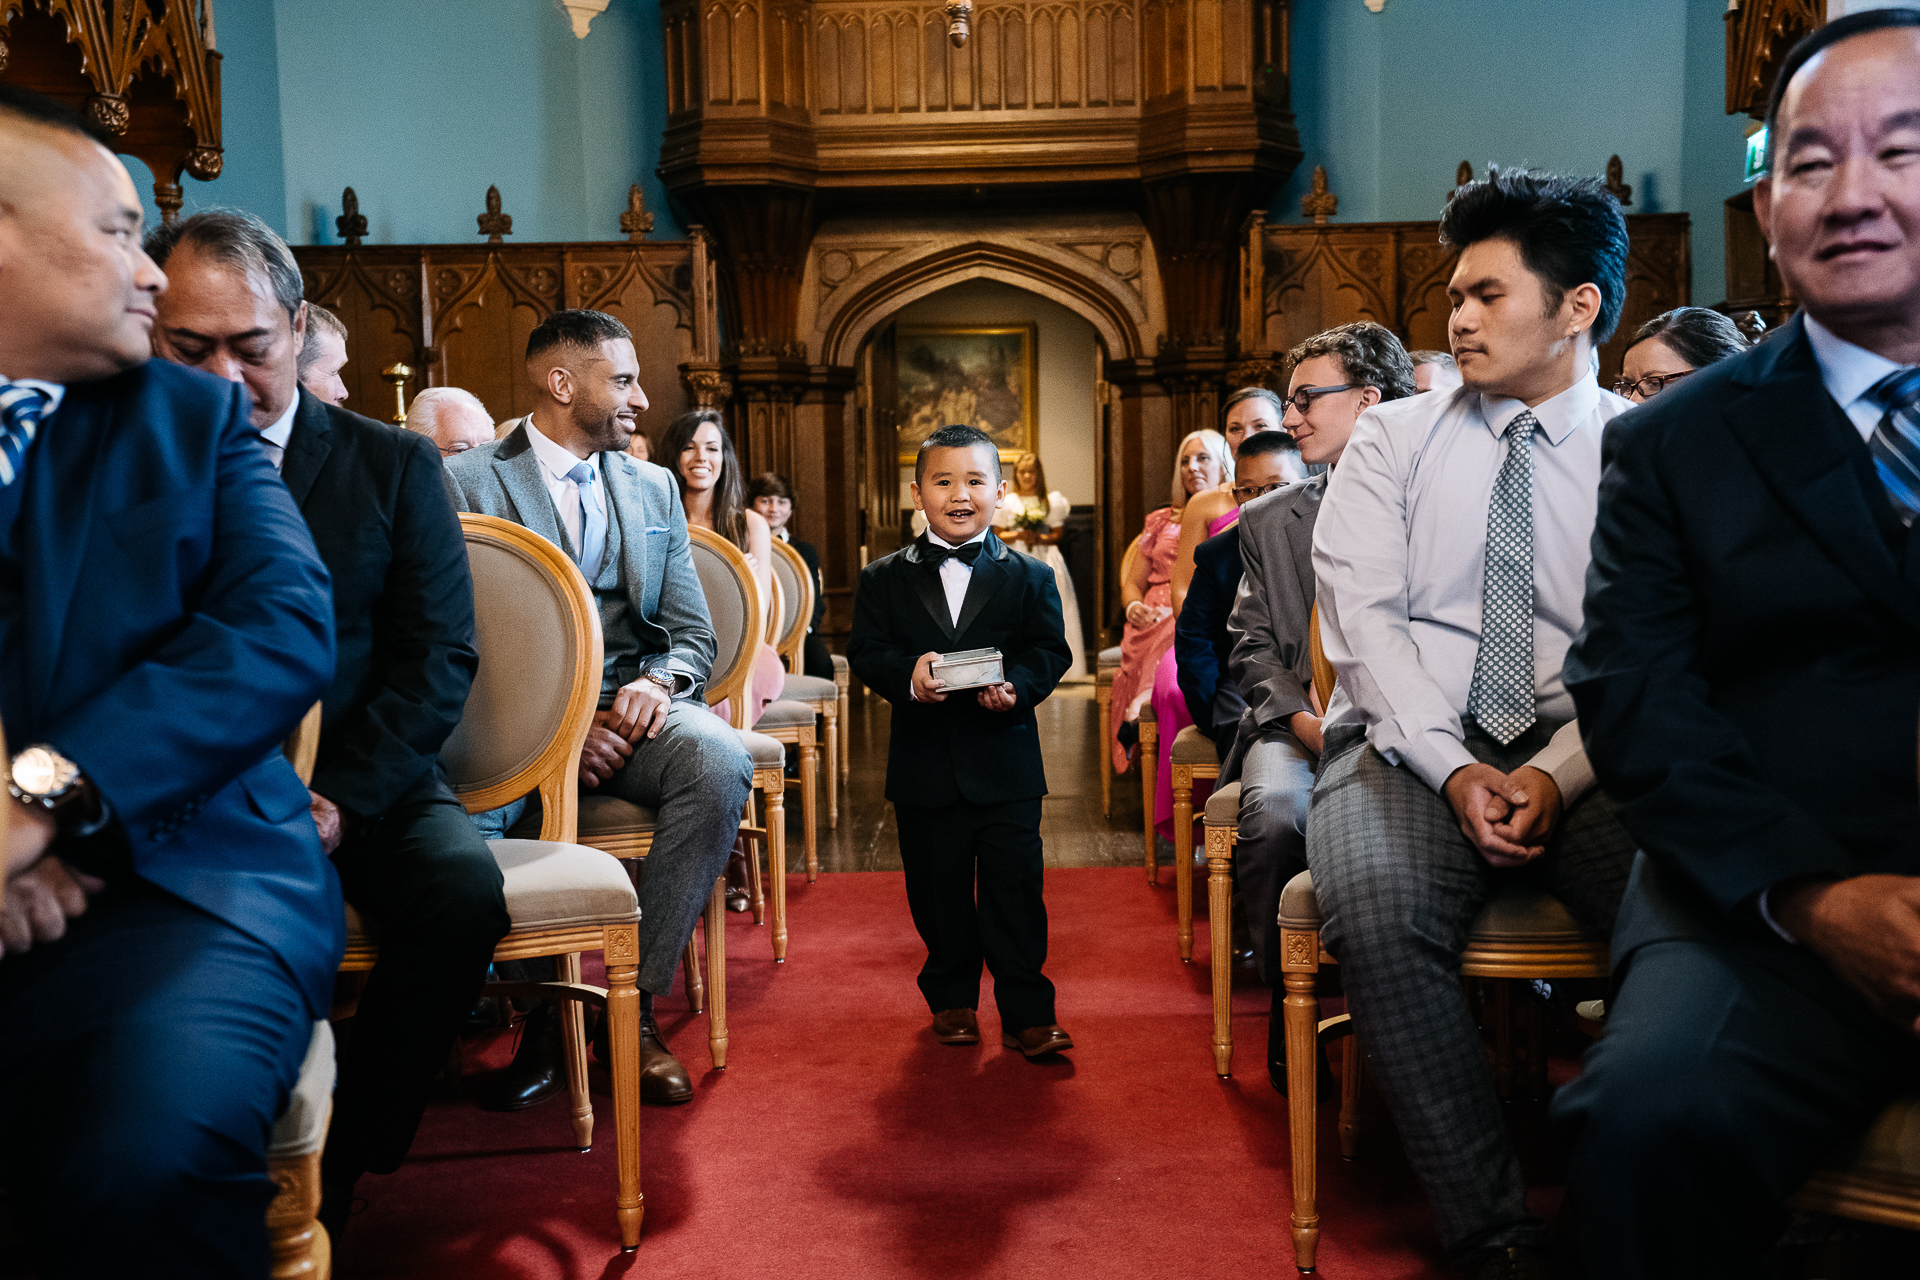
[293,241,707,437]
[1258,213,1691,386]
[1725,0,1820,119]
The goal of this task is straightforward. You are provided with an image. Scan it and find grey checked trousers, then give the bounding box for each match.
[1303,720,1633,1262]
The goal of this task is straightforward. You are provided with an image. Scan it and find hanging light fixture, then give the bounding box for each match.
[945,0,972,47]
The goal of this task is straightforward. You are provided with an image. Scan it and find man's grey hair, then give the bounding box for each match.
[1407,349,1457,372]
[144,209,306,324]
[406,386,492,435]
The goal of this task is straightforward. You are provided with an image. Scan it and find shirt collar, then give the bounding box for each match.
[1474,375,1601,446]
[1804,315,1906,413]
[0,375,66,420]
[926,527,992,551]
[775,527,790,543]
[524,415,597,482]
[259,393,299,451]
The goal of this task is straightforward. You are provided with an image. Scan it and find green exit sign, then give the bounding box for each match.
[1744,126,1768,183]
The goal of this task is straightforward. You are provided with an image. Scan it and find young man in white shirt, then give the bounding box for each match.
[1306,169,1636,1280]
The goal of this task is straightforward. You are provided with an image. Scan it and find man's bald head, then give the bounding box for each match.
[0,85,167,382]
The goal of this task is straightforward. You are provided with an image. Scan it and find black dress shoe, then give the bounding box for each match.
[1464,1245,1552,1280]
[637,1012,694,1104]
[481,1001,566,1112]
[725,848,752,913]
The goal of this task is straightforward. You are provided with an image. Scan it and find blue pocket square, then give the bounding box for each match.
[644,526,669,535]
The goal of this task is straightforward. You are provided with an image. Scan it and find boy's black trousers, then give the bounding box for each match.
[894,797,1056,1032]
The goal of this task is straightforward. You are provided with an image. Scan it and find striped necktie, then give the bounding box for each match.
[0,382,51,488]
[1867,366,1920,527]
[1467,411,1538,746]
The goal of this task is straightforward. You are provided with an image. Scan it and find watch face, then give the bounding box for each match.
[13,747,61,796]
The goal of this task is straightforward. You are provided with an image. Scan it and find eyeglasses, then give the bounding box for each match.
[1611,370,1692,400]
[1232,480,1287,502]
[1285,383,1360,414]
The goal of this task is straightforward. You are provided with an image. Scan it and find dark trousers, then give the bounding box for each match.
[1554,864,1920,1279]
[325,795,509,1179]
[0,878,313,1280]
[894,798,1056,1031]
[803,633,834,681]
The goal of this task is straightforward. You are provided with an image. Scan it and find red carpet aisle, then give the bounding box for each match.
[333,867,1478,1280]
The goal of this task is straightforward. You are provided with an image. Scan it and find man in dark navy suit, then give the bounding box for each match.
[147,210,512,1243]
[848,425,1075,1056]
[1556,13,1920,1277]
[0,87,341,1278]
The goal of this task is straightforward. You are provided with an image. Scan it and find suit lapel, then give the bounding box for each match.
[901,540,959,642]
[954,536,1007,641]
[279,390,332,508]
[24,389,111,724]
[600,451,646,586]
[1281,477,1323,610]
[493,423,569,554]
[1725,322,1920,633]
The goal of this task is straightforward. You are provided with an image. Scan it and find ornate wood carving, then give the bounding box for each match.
[477,185,513,244]
[1604,154,1632,206]
[1256,212,1690,386]
[1725,0,1820,120]
[0,0,224,221]
[336,186,367,248]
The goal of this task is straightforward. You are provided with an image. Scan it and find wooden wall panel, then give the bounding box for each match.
[1257,213,1690,386]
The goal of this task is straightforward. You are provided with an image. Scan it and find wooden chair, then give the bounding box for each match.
[1139,701,1158,883]
[770,537,841,841]
[1096,532,1146,818]
[1274,607,1610,1271]
[1170,724,1221,963]
[340,513,648,1250]
[832,653,851,785]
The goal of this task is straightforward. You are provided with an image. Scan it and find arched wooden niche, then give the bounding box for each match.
[0,0,224,223]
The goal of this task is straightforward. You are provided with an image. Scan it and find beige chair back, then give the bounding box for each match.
[765,570,786,648]
[768,539,812,673]
[688,526,763,729]
[440,513,604,841]
[1309,601,1335,711]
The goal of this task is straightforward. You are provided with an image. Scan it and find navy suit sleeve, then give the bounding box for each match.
[847,562,917,706]
[1001,563,1071,711]
[1175,551,1225,730]
[49,383,336,854]
[311,429,477,817]
[1568,411,1856,916]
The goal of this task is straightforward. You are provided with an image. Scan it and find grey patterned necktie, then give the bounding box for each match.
[1467,411,1537,745]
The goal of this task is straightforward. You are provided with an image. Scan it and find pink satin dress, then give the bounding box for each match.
[1108,505,1183,774]
[1151,505,1241,840]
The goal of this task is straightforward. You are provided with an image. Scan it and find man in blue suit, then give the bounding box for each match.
[0,88,341,1278]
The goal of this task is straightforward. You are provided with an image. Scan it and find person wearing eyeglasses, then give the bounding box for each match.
[1225,324,1417,1087]
[1613,307,1765,403]
[406,385,496,458]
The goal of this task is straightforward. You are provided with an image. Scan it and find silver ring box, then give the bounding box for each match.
[930,647,1004,692]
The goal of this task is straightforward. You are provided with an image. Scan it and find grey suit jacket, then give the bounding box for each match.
[442,420,718,699]
[1228,474,1325,738]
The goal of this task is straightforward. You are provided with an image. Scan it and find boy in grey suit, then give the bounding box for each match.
[444,309,752,1107]
[1227,323,1415,1088]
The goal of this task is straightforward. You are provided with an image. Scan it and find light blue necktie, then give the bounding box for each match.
[566,460,607,582]
[1467,411,1538,746]
[1867,366,1920,527]
[0,382,51,488]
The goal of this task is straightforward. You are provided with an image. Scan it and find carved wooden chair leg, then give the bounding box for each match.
[559,951,594,1151]
[1173,768,1195,962]
[837,686,850,785]
[705,877,729,1069]
[1338,1031,1364,1161]
[1207,817,1235,1076]
[765,782,788,962]
[602,920,645,1251]
[1140,715,1158,885]
[682,939,705,1013]
[1281,925,1324,1273]
[797,730,818,880]
[823,703,839,829]
[744,821,766,928]
[1097,683,1113,818]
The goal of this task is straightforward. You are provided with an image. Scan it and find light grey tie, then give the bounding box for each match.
[1467,411,1537,746]
[566,461,607,582]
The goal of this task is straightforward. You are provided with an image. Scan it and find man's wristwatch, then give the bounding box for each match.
[643,670,678,696]
[8,744,84,812]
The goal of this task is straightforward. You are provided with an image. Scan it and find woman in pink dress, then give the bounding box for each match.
[1108,429,1233,773]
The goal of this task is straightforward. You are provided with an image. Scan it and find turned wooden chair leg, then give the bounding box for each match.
[1140,721,1158,885]
[837,687,850,783]
[1207,819,1235,1076]
[798,731,819,881]
[823,705,839,829]
[766,783,788,962]
[560,951,594,1151]
[1282,927,1324,1273]
[603,921,645,1250]
[705,877,729,1069]
[1097,684,1113,818]
[1338,1031,1363,1160]
[1174,769,1195,962]
[683,938,705,1013]
[745,811,766,926]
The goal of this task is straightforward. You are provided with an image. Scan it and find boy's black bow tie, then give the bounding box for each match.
[918,534,985,566]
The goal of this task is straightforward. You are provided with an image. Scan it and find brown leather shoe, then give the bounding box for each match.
[931,1008,980,1044]
[1466,1245,1552,1280]
[638,1014,694,1105]
[1002,1024,1073,1057]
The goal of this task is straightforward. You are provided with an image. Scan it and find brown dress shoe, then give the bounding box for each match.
[1466,1245,1552,1280]
[1002,1024,1074,1057]
[638,1014,694,1104]
[931,1008,980,1044]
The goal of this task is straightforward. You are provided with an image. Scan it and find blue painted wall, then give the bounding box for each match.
[1275,0,1755,304]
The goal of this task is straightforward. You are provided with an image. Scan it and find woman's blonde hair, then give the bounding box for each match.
[1012,451,1048,498]
[1171,429,1233,509]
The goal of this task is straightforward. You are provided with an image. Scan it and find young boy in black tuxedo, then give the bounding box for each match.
[848,425,1076,1056]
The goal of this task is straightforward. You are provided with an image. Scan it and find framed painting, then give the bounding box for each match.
[895,324,1038,464]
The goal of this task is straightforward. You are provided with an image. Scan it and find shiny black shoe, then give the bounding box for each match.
[480,1001,565,1112]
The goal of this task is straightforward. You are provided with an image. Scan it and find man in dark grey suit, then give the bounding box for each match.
[1226,323,1414,1086]
[444,309,751,1107]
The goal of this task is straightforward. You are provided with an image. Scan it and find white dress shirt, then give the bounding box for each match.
[927,527,990,628]
[1314,378,1629,798]
[1804,315,1907,442]
[521,415,608,560]
[257,395,298,472]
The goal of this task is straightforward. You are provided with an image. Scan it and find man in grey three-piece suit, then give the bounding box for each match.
[443,309,751,1108]
[1225,323,1416,1088]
